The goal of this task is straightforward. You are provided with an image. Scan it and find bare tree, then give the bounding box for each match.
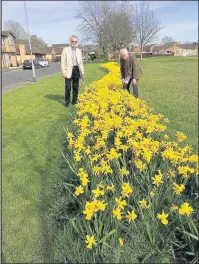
[161,36,175,44]
[4,20,28,40]
[132,1,164,60]
[107,2,136,60]
[76,1,117,61]
[30,35,47,48]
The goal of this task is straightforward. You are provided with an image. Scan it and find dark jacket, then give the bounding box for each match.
[120,54,141,80]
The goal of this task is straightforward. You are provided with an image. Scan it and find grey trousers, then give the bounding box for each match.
[123,78,139,98]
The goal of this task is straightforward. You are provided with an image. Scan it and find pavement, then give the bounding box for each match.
[2,62,61,95]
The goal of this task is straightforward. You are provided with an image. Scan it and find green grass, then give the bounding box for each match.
[2,56,198,263]
[139,56,198,153]
[2,63,106,263]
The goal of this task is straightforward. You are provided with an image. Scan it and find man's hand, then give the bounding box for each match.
[132,79,137,85]
[62,72,67,78]
[122,79,125,84]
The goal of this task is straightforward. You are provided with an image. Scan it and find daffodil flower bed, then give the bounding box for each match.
[64,62,198,263]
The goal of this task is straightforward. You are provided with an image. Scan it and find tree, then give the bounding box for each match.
[184,41,192,44]
[4,20,28,40]
[161,36,174,44]
[30,35,47,48]
[76,1,115,61]
[106,2,136,60]
[132,1,164,60]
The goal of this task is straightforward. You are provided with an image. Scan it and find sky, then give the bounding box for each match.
[2,1,198,46]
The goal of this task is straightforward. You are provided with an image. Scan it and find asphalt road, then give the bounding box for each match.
[2,62,61,95]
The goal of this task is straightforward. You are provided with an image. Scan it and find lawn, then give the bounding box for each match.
[139,56,198,153]
[2,56,198,263]
[2,63,107,263]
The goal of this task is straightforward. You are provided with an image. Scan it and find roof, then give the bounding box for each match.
[143,44,156,52]
[178,43,197,50]
[16,39,28,44]
[16,44,47,55]
[2,30,16,38]
[40,47,53,53]
[152,44,172,51]
[52,44,70,48]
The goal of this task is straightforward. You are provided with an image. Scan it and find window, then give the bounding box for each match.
[2,37,5,45]
[8,35,14,45]
[9,54,12,60]
[167,50,171,54]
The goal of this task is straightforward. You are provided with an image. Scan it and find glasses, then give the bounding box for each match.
[71,41,77,43]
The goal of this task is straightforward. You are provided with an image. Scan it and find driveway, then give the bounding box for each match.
[2,62,61,95]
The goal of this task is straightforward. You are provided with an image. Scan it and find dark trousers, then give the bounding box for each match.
[123,78,139,98]
[65,66,80,105]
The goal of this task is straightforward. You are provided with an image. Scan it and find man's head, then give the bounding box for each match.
[69,35,78,49]
[120,48,129,60]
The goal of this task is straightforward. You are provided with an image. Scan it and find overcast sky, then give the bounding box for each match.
[2,1,198,46]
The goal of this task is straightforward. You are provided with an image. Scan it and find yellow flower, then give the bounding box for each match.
[106,184,115,192]
[168,170,175,178]
[115,197,127,209]
[139,199,150,209]
[176,131,187,142]
[81,177,90,186]
[172,183,185,195]
[150,190,155,198]
[157,211,169,225]
[74,185,84,196]
[96,200,107,211]
[77,168,88,178]
[106,148,121,160]
[179,202,194,217]
[85,235,97,249]
[92,186,105,198]
[171,204,178,211]
[113,207,123,220]
[126,210,137,223]
[120,168,130,175]
[121,182,133,197]
[152,171,163,187]
[118,238,124,246]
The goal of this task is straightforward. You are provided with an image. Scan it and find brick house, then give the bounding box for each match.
[2,30,17,68]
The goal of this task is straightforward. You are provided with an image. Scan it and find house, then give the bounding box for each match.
[174,43,198,56]
[51,43,70,61]
[152,43,198,56]
[2,30,17,68]
[16,43,47,65]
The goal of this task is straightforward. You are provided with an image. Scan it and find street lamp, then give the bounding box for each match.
[24,0,36,82]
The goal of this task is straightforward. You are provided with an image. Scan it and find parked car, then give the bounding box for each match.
[82,55,91,62]
[37,58,49,67]
[23,60,41,69]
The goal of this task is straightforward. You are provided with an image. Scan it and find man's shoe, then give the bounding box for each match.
[72,101,77,105]
[65,102,70,107]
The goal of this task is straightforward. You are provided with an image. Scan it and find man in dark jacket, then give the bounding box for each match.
[120,48,141,98]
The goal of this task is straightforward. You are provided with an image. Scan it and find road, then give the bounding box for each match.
[2,62,61,95]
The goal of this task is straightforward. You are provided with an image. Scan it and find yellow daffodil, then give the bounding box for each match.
[172,183,185,195]
[113,207,123,220]
[171,204,178,211]
[115,197,127,209]
[179,202,194,216]
[126,210,137,223]
[85,235,97,249]
[139,199,150,209]
[74,186,84,196]
[118,238,124,246]
[157,211,169,225]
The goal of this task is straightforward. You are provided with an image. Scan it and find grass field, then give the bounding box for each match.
[2,63,106,263]
[139,56,198,152]
[2,56,198,263]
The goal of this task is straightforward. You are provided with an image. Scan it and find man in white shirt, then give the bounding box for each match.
[61,35,84,106]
